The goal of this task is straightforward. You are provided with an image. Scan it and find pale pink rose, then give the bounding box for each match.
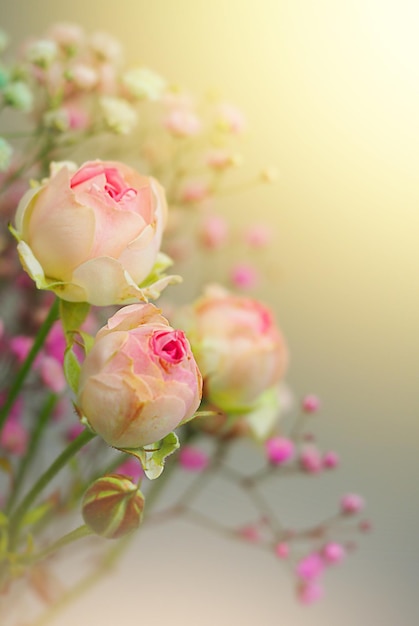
[69,63,98,90]
[14,160,167,305]
[177,287,288,413]
[77,303,202,448]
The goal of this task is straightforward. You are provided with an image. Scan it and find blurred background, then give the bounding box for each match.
[2,1,418,624]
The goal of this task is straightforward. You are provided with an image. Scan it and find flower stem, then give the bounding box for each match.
[0,298,60,433]
[6,393,58,513]
[24,525,93,566]
[8,429,96,549]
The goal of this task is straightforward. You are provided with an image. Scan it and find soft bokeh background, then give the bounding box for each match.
[2,1,418,624]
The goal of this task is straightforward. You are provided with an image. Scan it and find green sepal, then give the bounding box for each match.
[64,346,81,395]
[59,300,90,336]
[118,431,180,480]
[139,252,173,287]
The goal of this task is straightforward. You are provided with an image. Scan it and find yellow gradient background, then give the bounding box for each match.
[2,1,418,625]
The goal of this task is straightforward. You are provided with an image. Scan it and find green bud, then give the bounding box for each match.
[0,137,12,172]
[3,81,33,112]
[81,474,145,539]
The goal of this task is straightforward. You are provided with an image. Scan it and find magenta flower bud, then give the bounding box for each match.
[299,445,323,474]
[81,474,145,539]
[297,580,324,605]
[302,394,320,413]
[274,542,290,559]
[265,436,295,465]
[341,493,365,515]
[296,553,325,581]
[179,445,209,471]
[322,542,346,565]
[322,451,339,469]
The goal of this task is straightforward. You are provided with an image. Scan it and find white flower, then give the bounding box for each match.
[122,67,166,101]
[26,39,58,68]
[100,96,138,134]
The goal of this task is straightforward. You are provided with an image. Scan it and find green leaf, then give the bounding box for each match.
[60,300,90,335]
[118,432,180,480]
[63,347,81,394]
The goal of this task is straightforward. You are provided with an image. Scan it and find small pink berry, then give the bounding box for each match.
[297,581,324,605]
[322,542,346,565]
[179,446,209,472]
[275,542,290,559]
[244,224,271,248]
[200,215,228,249]
[230,263,258,289]
[302,394,320,413]
[238,524,260,542]
[300,445,323,474]
[323,451,339,469]
[265,437,295,465]
[296,553,324,581]
[341,493,365,515]
[359,519,372,533]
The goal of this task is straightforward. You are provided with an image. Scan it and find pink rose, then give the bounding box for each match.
[177,286,288,415]
[77,303,202,448]
[13,160,167,305]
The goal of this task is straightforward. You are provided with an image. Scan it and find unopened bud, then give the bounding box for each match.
[82,474,145,539]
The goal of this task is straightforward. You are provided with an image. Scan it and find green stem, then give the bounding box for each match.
[24,525,93,566]
[0,298,60,432]
[6,393,58,513]
[22,430,200,626]
[9,429,96,549]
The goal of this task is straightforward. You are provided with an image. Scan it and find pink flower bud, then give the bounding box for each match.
[322,451,339,469]
[244,224,271,248]
[302,394,320,413]
[230,263,258,290]
[296,553,324,581]
[82,474,145,539]
[300,445,323,474]
[200,215,228,249]
[274,542,290,559]
[341,493,365,515]
[179,445,209,471]
[164,109,201,137]
[322,542,346,564]
[297,581,324,605]
[265,436,294,465]
[238,524,261,542]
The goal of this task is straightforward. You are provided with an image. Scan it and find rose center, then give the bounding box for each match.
[151,330,188,364]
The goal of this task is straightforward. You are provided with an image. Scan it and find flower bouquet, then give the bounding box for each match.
[0,23,369,625]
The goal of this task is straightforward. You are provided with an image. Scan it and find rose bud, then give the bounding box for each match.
[13,160,167,305]
[81,474,145,539]
[77,303,202,449]
[176,286,288,414]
